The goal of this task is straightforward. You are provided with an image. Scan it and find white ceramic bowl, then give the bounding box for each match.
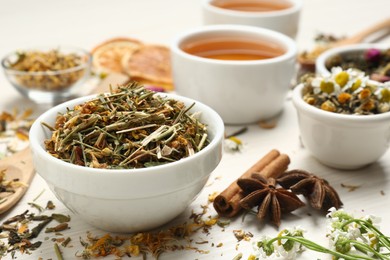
[316,43,389,78]
[292,83,390,170]
[29,93,224,232]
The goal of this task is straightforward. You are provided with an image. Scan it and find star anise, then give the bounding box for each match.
[237,173,305,227]
[277,169,343,211]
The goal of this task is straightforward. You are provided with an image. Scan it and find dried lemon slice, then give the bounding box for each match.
[92,38,142,73]
[122,45,172,85]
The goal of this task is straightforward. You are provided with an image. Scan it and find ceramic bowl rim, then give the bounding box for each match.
[315,43,389,77]
[171,24,297,66]
[202,0,303,17]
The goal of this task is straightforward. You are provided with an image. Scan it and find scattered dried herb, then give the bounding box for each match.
[61,237,71,247]
[0,109,34,158]
[45,223,69,233]
[0,200,72,258]
[340,183,361,192]
[54,242,64,260]
[46,200,55,209]
[77,204,221,259]
[30,218,52,239]
[258,119,277,129]
[44,82,210,169]
[232,230,253,242]
[300,67,390,115]
[51,213,71,223]
[28,202,44,213]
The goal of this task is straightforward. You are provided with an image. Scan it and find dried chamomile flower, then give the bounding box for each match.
[300,67,390,115]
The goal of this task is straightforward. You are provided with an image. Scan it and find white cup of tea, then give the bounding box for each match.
[202,0,302,39]
[171,24,297,124]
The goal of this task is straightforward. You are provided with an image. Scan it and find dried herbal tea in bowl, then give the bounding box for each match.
[300,67,390,115]
[43,82,210,169]
[325,48,390,82]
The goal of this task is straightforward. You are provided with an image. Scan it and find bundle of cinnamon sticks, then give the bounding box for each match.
[213,149,290,218]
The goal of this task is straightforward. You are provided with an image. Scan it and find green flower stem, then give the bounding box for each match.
[342,219,390,250]
[350,240,390,260]
[267,236,375,260]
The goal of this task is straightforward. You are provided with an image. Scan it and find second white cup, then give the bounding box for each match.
[202,0,303,39]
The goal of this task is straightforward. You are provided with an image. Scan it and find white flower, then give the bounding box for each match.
[326,207,338,218]
[276,244,299,259]
[252,236,275,259]
[345,226,361,240]
[224,137,243,153]
[311,77,325,94]
[363,214,381,224]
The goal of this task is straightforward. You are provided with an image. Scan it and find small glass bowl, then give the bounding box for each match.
[1,46,91,104]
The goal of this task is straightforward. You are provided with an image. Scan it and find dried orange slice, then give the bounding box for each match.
[91,38,142,74]
[123,44,172,85]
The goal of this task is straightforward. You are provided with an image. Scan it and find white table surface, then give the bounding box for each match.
[1,0,390,259]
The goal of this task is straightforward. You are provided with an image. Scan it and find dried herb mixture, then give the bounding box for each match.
[44,82,210,169]
[5,48,87,91]
[300,67,390,115]
[0,109,33,158]
[77,205,221,259]
[325,48,390,82]
[0,200,71,259]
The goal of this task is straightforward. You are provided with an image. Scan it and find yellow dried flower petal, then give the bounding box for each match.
[126,245,140,256]
[204,218,218,226]
[361,99,376,111]
[208,191,219,203]
[303,96,315,105]
[380,88,390,102]
[350,78,362,92]
[320,100,336,112]
[338,93,352,104]
[320,81,335,94]
[248,255,256,260]
[359,88,372,100]
[228,136,242,145]
[334,71,349,87]
[101,147,112,156]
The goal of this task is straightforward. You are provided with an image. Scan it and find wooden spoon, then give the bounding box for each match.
[0,72,129,214]
[0,148,34,214]
[298,17,390,71]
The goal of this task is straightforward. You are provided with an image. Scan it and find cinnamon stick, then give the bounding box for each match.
[213,149,290,218]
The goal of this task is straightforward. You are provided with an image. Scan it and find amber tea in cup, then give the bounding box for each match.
[202,0,302,39]
[180,37,286,61]
[172,25,297,124]
[210,0,293,12]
